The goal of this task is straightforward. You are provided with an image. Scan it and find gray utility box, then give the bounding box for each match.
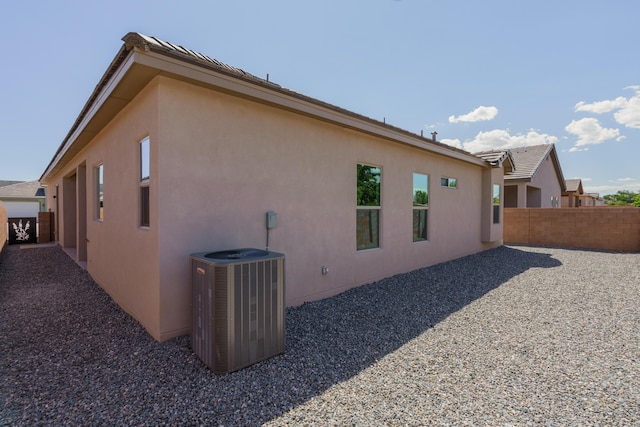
[190,248,285,374]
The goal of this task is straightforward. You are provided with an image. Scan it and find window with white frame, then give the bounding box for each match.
[413,173,429,242]
[357,163,381,250]
[140,137,150,227]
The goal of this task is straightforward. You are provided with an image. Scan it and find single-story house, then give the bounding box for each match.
[579,192,604,207]
[562,178,584,207]
[0,180,47,218]
[479,144,565,208]
[40,32,511,341]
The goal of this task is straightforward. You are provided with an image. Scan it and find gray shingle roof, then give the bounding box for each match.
[505,144,555,181]
[564,179,583,193]
[473,143,566,191]
[0,181,46,198]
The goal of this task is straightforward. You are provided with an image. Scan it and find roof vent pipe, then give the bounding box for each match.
[431,131,438,142]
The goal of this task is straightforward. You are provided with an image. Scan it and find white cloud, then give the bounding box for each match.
[439,138,462,149]
[463,129,558,153]
[614,88,640,128]
[580,177,592,182]
[584,181,640,195]
[449,106,498,123]
[574,86,640,129]
[564,118,620,148]
[575,97,627,113]
[616,177,636,182]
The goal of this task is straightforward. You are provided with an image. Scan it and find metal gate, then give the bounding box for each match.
[8,217,37,245]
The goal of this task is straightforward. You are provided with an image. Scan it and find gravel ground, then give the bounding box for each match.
[0,244,638,426]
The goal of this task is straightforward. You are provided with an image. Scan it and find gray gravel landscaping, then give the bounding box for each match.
[1,244,638,426]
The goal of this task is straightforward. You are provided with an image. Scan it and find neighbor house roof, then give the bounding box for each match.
[563,179,583,194]
[473,144,566,191]
[0,181,46,199]
[0,180,24,188]
[41,32,497,181]
[474,150,515,173]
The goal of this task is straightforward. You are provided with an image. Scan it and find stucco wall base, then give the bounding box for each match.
[287,240,503,307]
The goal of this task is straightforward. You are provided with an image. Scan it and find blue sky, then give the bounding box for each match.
[1,0,638,195]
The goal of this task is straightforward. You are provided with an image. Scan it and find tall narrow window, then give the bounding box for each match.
[493,184,501,224]
[140,137,150,227]
[413,173,429,241]
[95,163,104,220]
[357,164,381,250]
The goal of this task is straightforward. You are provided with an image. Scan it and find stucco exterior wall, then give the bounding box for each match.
[42,74,503,342]
[43,80,162,339]
[154,77,500,339]
[505,155,562,208]
[527,154,563,208]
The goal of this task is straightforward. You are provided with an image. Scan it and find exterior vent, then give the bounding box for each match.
[190,249,285,374]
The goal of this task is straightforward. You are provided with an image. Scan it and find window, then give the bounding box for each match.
[441,177,457,188]
[493,184,501,224]
[140,137,150,227]
[413,173,429,242]
[357,164,381,250]
[95,163,104,220]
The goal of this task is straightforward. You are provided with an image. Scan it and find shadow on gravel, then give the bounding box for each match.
[0,245,561,426]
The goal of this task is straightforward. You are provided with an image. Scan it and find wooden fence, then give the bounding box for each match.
[504,207,640,252]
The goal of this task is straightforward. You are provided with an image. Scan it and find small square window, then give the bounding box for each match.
[441,177,457,188]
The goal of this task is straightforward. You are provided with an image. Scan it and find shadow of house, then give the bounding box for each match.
[0,245,561,425]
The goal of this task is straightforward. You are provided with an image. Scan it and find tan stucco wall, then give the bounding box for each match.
[154,77,500,339]
[527,154,563,208]
[43,75,502,341]
[507,154,562,208]
[43,80,162,339]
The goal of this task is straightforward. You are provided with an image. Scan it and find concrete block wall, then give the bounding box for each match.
[504,207,640,252]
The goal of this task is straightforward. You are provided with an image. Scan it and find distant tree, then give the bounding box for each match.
[604,190,640,206]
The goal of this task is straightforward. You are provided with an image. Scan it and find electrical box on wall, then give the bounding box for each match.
[266,211,277,229]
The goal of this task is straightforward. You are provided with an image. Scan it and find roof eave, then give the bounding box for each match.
[41,33,490,180]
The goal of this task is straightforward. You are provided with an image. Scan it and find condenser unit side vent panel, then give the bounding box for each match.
[190,250,285,374]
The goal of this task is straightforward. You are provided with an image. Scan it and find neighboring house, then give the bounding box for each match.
[479,144,565,208]
[562,179,584,207]
[40,32,510,342]
[0,180,47,218]
[580,192,604,206]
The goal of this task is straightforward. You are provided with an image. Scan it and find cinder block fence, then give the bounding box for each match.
[504,207,640,252]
